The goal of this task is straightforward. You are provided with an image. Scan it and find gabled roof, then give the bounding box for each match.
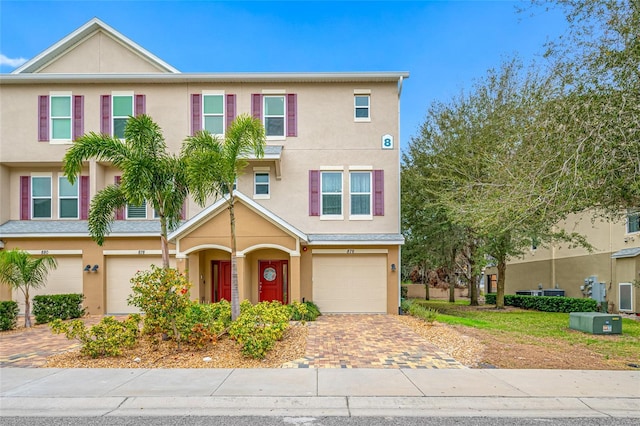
[12,17,179,74]
[168,191,308,243]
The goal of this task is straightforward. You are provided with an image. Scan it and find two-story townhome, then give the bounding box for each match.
[484,212,640,314]
[0,18,407,316]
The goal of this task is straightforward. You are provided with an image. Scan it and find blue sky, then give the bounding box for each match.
[0,1,568,150]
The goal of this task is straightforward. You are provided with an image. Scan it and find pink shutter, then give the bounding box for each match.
[225,94,236,130]
[114,176,124,220]
[135,94,146,116]
[309,170,320,216]
[373,169,384,216]
[38,95,49,142]
[191,94,201,136]
[286,93,297,137]
[73,95,84,140]
[20,176,31,220]
[251,94,262,120]
[100,95,111,135]
[80,176,90,220]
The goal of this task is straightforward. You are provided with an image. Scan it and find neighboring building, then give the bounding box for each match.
[484,212,640,314]
[0,18,407,315]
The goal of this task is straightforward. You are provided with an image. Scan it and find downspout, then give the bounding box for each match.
[397,75,404,312]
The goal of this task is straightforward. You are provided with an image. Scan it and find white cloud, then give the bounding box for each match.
[0,54,28,68]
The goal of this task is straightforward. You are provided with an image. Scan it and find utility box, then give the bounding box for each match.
[569,312,622,335]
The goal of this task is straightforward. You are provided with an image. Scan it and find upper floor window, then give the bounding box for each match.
[51,95,72,140]
[264,95,285,137]
[203,94,224,135]
[127,201,147,219]
[254,172,270,198]
[113,95,133,139]
[627,209,640,233]
[354,94,370,121]
[31,176,52,219]
[58,177,78,219]
[321,172,343,216]
[350,172,372,217]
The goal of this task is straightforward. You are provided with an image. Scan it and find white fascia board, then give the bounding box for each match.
[307,239,405,246]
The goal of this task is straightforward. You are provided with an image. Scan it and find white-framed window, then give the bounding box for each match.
[321,172,342,216]
[264,95,285,137]
[350,171,372,217]
[203,94,224,135]
[127,201,147,219]
[31,176,52,219]
[354,94,370,121]
[619,282,633,312]
[627,209,640,234]
[58,176,78,219]
[254,172,270,198]
[112,94,133,139]
[50,93,72,140]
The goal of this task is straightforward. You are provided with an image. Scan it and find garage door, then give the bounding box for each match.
[312,254,387,313]
[106,257,168,314]
[14,256,83,315]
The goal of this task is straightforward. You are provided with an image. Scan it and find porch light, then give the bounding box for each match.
[84,265,91,272]
[91,264,99,272]
[391,264,396,272]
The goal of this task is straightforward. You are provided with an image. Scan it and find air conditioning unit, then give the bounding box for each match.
[516,290,542,296]
[542,289,565,297]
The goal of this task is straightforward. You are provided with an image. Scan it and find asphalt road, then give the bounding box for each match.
[2,417,640,426]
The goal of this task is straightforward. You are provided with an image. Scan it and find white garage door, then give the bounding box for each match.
[106,256,168,314]
[312,254,387,313]
[13,256,83,315]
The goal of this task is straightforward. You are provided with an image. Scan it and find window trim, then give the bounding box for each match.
[349,170,373,220]
[263,94,286,140]
[253,172,270,199]
[354,94,371,122]
[112,91,134,139]
[320,171,343,220]
[31,175,52,219]
[202,92,225,136]
[50,92,72,142]
[58,175,79,219]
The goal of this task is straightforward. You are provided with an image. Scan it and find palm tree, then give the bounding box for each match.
[63,114,188,268]
[182,114,266,320]
[0,249,58,328]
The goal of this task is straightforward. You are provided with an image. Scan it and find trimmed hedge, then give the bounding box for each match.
[485,293,598,313]
[0,300,19,331]
[33,293,85,324]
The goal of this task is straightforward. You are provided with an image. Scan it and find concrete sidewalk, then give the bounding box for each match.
[1,368,638,418]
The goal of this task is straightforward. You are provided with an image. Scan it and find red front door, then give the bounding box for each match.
[213,260,231,302]
[259,260,287,303]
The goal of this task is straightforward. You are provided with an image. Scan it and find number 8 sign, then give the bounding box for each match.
[382,134,393,150]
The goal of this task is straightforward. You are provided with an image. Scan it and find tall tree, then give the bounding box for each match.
[0,249,57,328]
[63,114,188,268]
[182,114,266,320]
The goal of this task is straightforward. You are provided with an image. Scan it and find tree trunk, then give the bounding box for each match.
[422,262,430,300]
[24,287,32,328]
[449,250,456,303]
[160,216,170,269]
[468,244,479,306]
[496,259,506,309]
[229,196,240,321]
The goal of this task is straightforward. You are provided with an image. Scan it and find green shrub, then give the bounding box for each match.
[287,301,321,322]
[51,315,140,358]
[408,302,438,323]
[229,300,290,359]
[127,266,192,347]
[485,293,598,313]
[178,300,232,348]
[401,285,408,299]
[0,300,19,331]
[400,298,413,314]
[32,293,85,324]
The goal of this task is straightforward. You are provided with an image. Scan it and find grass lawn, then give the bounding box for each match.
[413,299,640,365]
